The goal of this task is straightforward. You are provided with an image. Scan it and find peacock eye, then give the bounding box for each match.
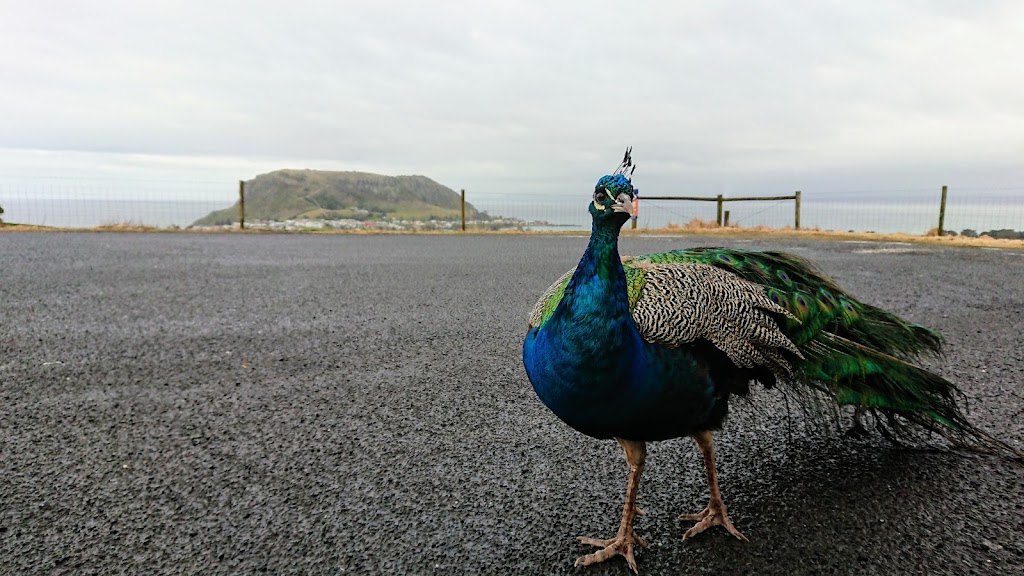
[594,190,608,203]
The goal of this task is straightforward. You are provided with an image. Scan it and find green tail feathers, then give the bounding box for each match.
[632,248,1020,458]
[804,334,1018,456]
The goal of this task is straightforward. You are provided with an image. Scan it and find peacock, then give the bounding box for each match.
[521,149,1019,573]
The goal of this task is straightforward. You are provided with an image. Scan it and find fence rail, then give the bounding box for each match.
[1,180,1022,238]
[635,192,801,229]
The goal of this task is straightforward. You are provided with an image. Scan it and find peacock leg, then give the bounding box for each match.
[575,438,649,574]
[680,430,748,541]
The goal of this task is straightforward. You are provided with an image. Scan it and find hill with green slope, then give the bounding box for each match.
[192,169,484,226]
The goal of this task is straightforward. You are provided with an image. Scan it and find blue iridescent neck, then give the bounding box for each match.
[579,218,625,285]
[559,213,630,324]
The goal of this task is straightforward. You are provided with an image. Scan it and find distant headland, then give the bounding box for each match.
[191,169,515,231]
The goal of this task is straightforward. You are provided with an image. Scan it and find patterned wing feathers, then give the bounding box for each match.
[628,262,801,376]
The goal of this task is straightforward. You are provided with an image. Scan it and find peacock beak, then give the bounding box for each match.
[612,192,634,214]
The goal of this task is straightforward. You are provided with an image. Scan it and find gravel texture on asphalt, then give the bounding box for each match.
[1,232,1022,576]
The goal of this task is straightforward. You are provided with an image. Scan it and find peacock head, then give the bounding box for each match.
[590,174,635,226]
[590,147,637,228]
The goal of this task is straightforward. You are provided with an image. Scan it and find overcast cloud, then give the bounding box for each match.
[1,0,1022,198]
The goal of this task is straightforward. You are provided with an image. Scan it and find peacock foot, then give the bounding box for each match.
[575,529,649,574]
[680,498,748,542]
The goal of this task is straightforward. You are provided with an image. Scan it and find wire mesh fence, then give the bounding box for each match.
[0,178,235,229]
[473,188,1024,236]
[637,198,797,230]
[797,189,1024,235]
[941,188,1024,237]
[0,179,1021,237]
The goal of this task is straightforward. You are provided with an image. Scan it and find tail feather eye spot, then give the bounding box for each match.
[776,270,792,285]
[840,299,860,319]
[792,292,812,318]
[717,252,745,266]
[767,288,792,314]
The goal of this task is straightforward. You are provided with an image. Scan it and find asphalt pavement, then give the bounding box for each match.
[1,231,1022,575]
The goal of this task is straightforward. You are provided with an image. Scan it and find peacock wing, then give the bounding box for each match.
[625,259,801,378]
[633,248,943,356]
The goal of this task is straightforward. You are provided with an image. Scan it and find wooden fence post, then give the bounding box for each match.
[461,189,466,231]
[938,185,948,236]
[716,194,724,226]
[724,210,730,227]
[794,190,801,230]
[238,180,245,230]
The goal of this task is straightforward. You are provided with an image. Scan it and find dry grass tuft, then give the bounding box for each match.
[95,221,163,232]
[678,218,721,230]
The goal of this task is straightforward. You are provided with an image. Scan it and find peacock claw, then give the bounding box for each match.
[680,499,748,542]
[575,530,648,573]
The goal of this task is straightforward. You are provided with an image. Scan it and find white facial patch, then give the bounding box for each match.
[593,200,607,211]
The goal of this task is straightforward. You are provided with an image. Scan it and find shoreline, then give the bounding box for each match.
[3,221,1023,250]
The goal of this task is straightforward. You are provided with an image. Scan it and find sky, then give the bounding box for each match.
[1,0,1022,201]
